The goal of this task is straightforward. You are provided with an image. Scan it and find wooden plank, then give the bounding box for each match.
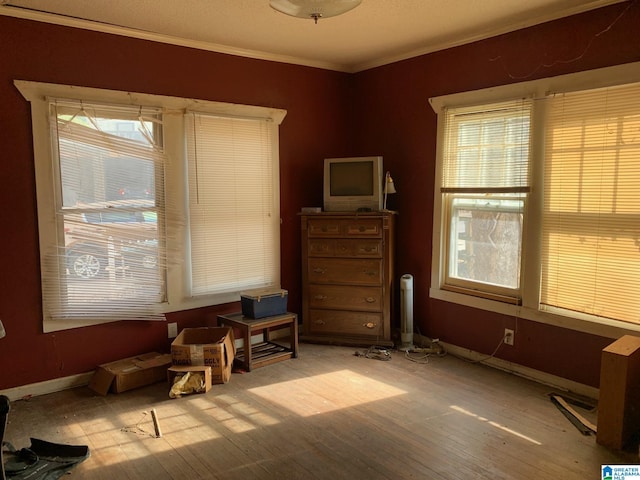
[550,394,597,434]
[597,335,640,450]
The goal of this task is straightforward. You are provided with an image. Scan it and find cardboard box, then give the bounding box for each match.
[89,352,172,395]
[167,365,212,396]
[170,327,235,384]
[240,287,288,318]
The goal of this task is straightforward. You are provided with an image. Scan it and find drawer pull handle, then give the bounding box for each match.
[314,319,326,325]
[321,226,328,232]
[313,267,326,274]
[363,322,376,329]
[364,271,376,276]
[365,297,376,303]
[314,295,327,300]
[358,226,366,232]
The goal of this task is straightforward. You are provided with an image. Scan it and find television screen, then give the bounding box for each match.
[323,156,383,212]
[330,161,374,196]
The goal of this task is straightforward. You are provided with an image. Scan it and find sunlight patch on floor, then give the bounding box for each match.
[172,394,280,434]
[450,405,542,445]
[248,369,407,417]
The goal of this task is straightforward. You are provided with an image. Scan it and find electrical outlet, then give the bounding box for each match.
[504,328,514,346]
[167,322,178,338]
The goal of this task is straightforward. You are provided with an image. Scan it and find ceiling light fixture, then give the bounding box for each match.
[269,0,362,24]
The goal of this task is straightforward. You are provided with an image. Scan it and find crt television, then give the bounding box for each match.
[323,156,383,212]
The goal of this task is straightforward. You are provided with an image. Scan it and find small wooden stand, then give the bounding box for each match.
[216,312,298,372]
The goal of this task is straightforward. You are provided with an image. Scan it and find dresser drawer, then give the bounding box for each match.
[307,217,383,238]
[308,258,382,285]
[308,239,383,258]
[308,284,383,312]
[345,219,383,237]
[307,218,343,237]
[308,309,383,336]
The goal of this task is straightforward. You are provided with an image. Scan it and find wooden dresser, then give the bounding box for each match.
[300,211,395,346]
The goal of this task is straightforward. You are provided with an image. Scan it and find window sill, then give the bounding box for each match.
[441,284,520,305]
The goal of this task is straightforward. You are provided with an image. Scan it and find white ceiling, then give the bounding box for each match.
[0,0,625,72]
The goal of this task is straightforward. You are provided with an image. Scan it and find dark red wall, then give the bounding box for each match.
[0,15,352,389]
[0,1,639,391]
[352,1,640,387]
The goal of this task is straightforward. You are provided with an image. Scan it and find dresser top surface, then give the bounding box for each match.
[299,210,397,217]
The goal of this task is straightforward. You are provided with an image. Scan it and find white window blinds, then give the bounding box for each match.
[45,101,166,322]
[540,82,640,324]
[442,99,532,193]
[185,112,280,296]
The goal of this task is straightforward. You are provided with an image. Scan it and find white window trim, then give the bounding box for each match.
[15,80,286,332]
[429,61,640,340]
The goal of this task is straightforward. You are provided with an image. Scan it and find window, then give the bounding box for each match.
[47,101,166,322]
[540,82,640,324]
[441,100,531,302]
[185,112,280,296]
[430,62,640,336]
[16,81,286,332]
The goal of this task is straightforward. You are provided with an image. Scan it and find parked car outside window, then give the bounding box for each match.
[64,206,158,279]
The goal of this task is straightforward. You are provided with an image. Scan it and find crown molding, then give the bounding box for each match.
[0,0,629,74]
[0,4,351,73]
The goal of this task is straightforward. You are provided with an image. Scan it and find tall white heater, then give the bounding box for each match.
[400,274,414,351]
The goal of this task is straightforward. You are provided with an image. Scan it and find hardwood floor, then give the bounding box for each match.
[3,343,638,479]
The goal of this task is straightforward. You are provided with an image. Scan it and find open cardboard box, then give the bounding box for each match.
[170,327,235,384]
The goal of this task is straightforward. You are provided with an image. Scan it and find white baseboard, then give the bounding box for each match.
[415,334,599,400]
[0,372,93,402]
